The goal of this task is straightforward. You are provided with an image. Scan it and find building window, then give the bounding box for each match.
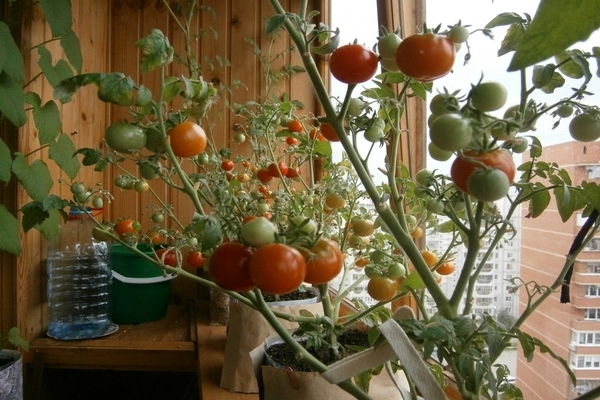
[572,380,600,394]
[571,355,600,369]
[572,331,600,345]
[584,309,600,320]
[584,238,600,251]
[587,165,600,179]
[585,286,600,297]
[588,263,600,274]
[505,296,512,301]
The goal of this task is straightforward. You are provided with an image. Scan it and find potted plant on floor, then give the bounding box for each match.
[4,0,600,399]
[0,328,29,400]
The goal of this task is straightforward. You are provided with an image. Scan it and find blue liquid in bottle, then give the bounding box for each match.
[46,208,112,340]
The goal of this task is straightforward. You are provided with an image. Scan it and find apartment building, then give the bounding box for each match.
[518,141,600,399]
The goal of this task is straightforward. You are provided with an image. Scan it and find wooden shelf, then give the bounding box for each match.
[25,305,197,371]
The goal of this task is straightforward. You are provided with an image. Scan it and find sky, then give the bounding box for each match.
[330,0,600,174]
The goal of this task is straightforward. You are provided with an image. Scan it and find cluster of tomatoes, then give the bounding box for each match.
[206,216,344,295]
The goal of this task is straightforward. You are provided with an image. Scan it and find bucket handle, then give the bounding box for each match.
[112,270,177,284]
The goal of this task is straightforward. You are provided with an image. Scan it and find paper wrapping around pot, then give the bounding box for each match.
[260,365,405,400]
[219,295,323,393]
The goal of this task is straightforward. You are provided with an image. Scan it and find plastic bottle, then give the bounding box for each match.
[46,207,112,340]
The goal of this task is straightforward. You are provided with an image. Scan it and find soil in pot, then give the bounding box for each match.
[262,289,318,303]
[264,328,369,372]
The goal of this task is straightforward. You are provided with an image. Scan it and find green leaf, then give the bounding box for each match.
[135,29,174,73]
[36,208,62,243]
[97,72,135,106]
[74,147,104,167]
[0,22,25,83]
[49,133,80,179]
[497,23,525,57]
[7,327,29,351]
[37,45,74,88]
[25,93,62,145]
[353,369,372,394]
[0,71,27,127]
[509,0,600,71]
[485,12,527,29]
[60,29,83,74]
[555,50,585,79]
[529,190,551,218]
[54,73,105,103]
[163,76,181,102]
[11,154,54,202]
[40,0,73,37]
[265,14,286,35]
[553,185,586,222]
[0,204,22,255]
[486,327,506,362]
[581,181,600,212]
[42,194,69,212]
[21,202,49,233]
[0,138,12,182]
[312,139,332,158]
[311,28,340,56]
[400,271,425,291]
[593,47,600,78]
[538,70,565,94]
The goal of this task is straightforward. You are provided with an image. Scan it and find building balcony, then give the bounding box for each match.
[572,319,600,331]
[476,275,493,284]
[572,296,600,309]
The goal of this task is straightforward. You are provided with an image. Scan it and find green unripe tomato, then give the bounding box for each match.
[139,160,161,180]
[151,213,164,223]
[70,182,86,195]
[134,180,150,192]
[92,196,104,208]
[470,82,508,112]
[197,153,210,165]
[449,25,470,44]
[426,198,445,215]
[364,126,385,142]
[415,169,433,185]
[388,263,406,278]
[379,57,401,72]
[467,169,510,202]
[347,97,365,117]
[105,122,147,154]
[377,33,402,59]
[569,113,600,142]
[234,132,246,143]
[429,114,473,152]
[428,142,454,161]
[556,104,574,118]
[75,191,91,204]
[241,216,277,247]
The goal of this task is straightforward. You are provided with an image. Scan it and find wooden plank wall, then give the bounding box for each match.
[7,0,425,346]
[10,0,325,343]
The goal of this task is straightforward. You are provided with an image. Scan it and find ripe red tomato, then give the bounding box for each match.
[115,219,141,237]
[256,168,273,183]
[221,159,234,171]
[208,242,255,292]
[285,166,301,178]
[302,238,343,285]
[167,121,207,158]
[288,120,303,133]
[450,149,516,194]
[309,128,325,141]
[156,248,177,267]
[186,251,206,268]
[267,161,289,178]
[249,243,306,295]
[330,44,379,84]
[395,33,455,82]
[286,136,299,146]
[319,123,340,142]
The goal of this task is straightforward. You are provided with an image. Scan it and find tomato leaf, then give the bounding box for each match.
[400,271,425,291]
[60,29,83,74]
[135,29,174,74]
[11,154,53,202]
[352,369,372,394]
[265,14,286,36]
[53,72,104,103]
[0,138,12,183]
[25,93,61,145]
[97,72,136,106]
[581,181,600,212]
[509,0,600,71]
[497,23,525,57]
[529,190,551,218]
[48,133,80,180]
[0,22,25,83]
[311,28,340,55]
[0,71,27,127]
[484,12,527,29]
[0,204,22,255]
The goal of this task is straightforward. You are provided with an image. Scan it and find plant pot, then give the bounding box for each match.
[258,334,405,400]
[0,350,23,400]
[219,287,322,393]
[109,244,176,324]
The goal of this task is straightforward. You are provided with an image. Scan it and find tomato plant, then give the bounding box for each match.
[256,168,273,183]
[450,149,516,194]
[467,168,510,202]
[221,159,234,171]
[436,261,456,276]
[429,114,473,152]
[377,33,402,59]
[367,276,398,302]
[285,166,301,178]
[168,121,207,158]
[145,128,166,153]
[134,180,149,192]
[469,82,508,112]
[92,196,103,208]
[352,219,374,237]
[325,193,346,209]
[303,238,343,285]
[241,216,277,247]
[309,128,325,141]
[319,122,339,142]
[267,161,289,178]
[115,219,141,237]
[156,248,177,267]
[288,119,303,133]
[286,136,299,146]
[139,160,161,180]
[105,122,147,154]
[569,112,600,142]
[208,242,255,292]
[186,251,206,268]
[395,33,455,82]
[249,243,306,294]
[421,250,439,267]
[92,226,114,241]
[329,44,379,85]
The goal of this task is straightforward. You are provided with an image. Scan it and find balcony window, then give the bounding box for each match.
[585,285,600,297]
[584,309,600,320]
[584,238,600,251]
[588,263,600,274]
[572,331,600,345]
[571,355,600,369]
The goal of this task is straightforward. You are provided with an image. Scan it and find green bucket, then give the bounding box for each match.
[109,244,176,324]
